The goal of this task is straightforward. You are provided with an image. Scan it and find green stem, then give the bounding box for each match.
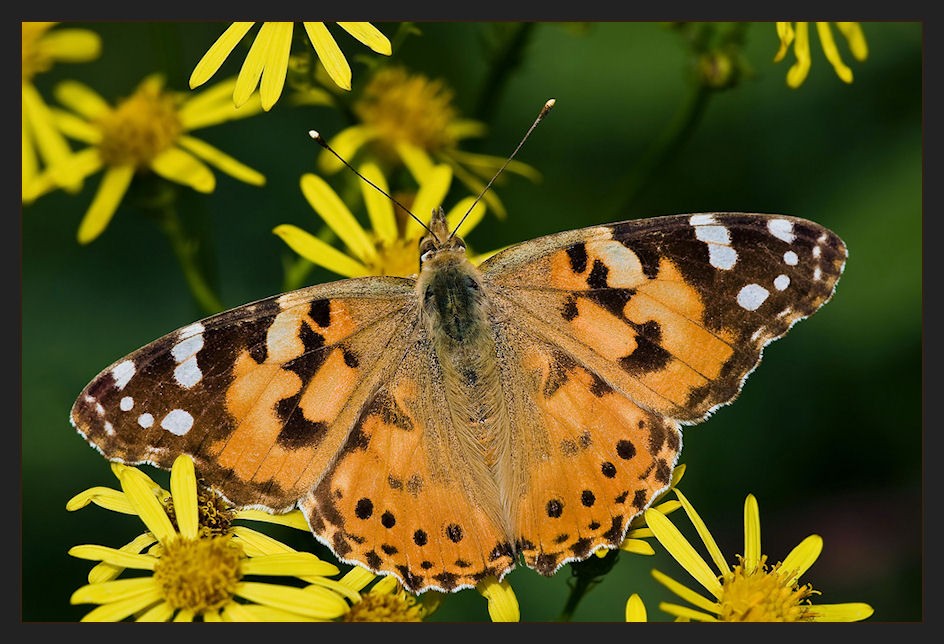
[615,81,712,216]
[155,205,225,315]
[558,549,621,621]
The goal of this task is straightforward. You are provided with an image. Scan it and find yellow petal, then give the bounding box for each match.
[78,590,164,622]
[336,22,392,55]
[836,22,868,60]
[651,568,720,615]
[742,494,762,572]
[22,84,82,190]
[87,533,158,584]
[49,106,100,143]
[150,146,216,193]
[779,534,823,586]
[71,576,158,605]
[233,24,270,108]
[674,489,729,577]
[445,196,486,237]
[118,466,177,543]
[68,544,157,570]
[41,28,102,62]
[230,525,298,556]
[338,565,377,592]
[659,601,719,622]
[807,602,874,622]
[396,141,436,181]
[169,455,198,540]
[190,22,254,89]
[77,165,134,244]
[177,135,265,186]
[318,125,377,174]
[619,539,655,556]
[774,22,795,61]
[234,581,349,619]
[259,22,293,110]
[408,164,453,239]
[305,576,364,603]
[241,552,339,577]
[303,22,351,90]
[786,22,812,88]
[272,224,370,278]
[234,508,309,531]
[299,173,376,263]
[66,486,135,514]
[359,161,397,244]
[136,601,176,622]
[644,508,723,599]
[477,576,519,622]
[624,593,647,622]
[816,22,854,83]
[52,79,110,120]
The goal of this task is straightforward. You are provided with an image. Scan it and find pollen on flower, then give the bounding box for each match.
[164,484,236,538]
[343,588,425,622]
[152,535,243,613]
[354,67,458,157]
[719,555,817,622]
[96,82,183,167]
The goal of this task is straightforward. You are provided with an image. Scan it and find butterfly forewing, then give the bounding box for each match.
[71,277,416,511]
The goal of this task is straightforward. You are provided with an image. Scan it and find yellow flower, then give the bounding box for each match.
[67,455,351,621]
[22,21,101,202]
[476,576,520,622]
[318,66,541,219]
[31,73,265,244]
[625,593,648,622]
[189,22,392,110]
[274,162,493,279]
[774,22,868,88]
[645,491,875,622]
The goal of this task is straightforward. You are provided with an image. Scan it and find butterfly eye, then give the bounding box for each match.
[420,249,435,264]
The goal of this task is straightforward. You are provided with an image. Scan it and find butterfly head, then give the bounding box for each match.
[419,207,467,269]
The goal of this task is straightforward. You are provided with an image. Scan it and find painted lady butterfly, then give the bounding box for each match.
[70,102,846,593]
[71,204,845,594]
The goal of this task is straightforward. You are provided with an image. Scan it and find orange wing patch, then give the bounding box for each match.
[509,342,681,575]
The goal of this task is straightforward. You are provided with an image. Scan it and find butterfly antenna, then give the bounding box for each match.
[448,98,556,240]
[308,130,433,235]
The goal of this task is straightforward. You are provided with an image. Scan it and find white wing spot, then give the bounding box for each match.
[783,250,799,266]
[119,396,134,411]
[95,401,105,416]
[812,245,822,258]
[708,244,738,270]
[104,421,115,436]
[814,266,823,281]
[138,413,154,429]
[689,214,717,226]
[174,357,203,389]
[768,219,796,244]
[737,283,770,311]
[695,225,731,245]
[161,409,194,436]
[178,322,206,339]
[774,274,791,291]
[172,334,204,363]
[111,360,136,390]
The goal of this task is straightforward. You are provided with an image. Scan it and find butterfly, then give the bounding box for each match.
[71,204,846,594]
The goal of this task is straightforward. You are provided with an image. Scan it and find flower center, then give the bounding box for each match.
[96,81,183,168]
[718,556,816,622]
[343,591,425,622]
[354,67,457,157]
[152,535,243,613]
[164,483,236,538]
[22,23,55,82]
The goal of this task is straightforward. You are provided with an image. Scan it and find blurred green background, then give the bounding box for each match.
[22,22,922,621]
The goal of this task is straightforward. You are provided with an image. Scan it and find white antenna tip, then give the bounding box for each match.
[308,130,320,140]
[545,98,556,108]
